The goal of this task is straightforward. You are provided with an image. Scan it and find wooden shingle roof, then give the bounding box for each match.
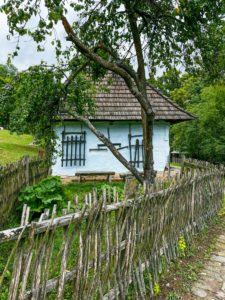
[63,72,197,123]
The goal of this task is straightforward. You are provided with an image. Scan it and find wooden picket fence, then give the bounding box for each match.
[0,162,224,299]
[0,155,50,223]
[171,157,184,165]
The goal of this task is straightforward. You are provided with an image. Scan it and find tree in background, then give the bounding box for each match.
[1,0,224,183]
[0,64,17,127]
[0,64,17,87]
[154,66,225,163]
[171,84,225,163]
[150,67,182,98]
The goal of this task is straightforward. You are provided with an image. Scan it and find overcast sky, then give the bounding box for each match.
[0,4,163,77]
[0,7,66,71]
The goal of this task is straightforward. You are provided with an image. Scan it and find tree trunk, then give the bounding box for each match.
[124,0,155,184]
[141,109,155,184]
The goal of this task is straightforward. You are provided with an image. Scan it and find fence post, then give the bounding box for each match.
[25,156,30,187]
[124,176,137,200]
[168,154,171,179]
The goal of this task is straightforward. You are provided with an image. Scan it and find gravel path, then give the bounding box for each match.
[192,234,225,299]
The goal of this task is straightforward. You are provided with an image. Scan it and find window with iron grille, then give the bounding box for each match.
[128,134,144,168]
[61,131,86,167]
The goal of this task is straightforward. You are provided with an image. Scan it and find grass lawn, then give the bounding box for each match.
[63,181,125,204]
[0,130,39,164]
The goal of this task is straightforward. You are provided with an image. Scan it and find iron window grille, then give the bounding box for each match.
[61,131,86,167]
[128,134,144,168]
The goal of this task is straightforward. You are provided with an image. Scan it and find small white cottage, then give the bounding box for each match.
[52,73,195,176]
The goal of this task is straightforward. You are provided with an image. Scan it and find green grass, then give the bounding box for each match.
[170,162,182,168]
[0,130,39,164]
[63,181,125,204]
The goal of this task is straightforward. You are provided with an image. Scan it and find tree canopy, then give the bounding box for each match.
[0,63,17,127]
[171,83,225,163]
[1,0,224,182]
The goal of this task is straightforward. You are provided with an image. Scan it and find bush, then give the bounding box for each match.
[18,176,65,218]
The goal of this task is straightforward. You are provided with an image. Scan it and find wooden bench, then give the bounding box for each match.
[75,171,115,184]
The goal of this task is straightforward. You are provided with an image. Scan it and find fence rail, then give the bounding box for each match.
[0,155,50,224]
[0,161,224,299]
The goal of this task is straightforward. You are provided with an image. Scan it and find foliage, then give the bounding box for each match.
[150,67,182,98]
[170,75,205,108]
[166,292,180,300]
[153,66,225,163]
[0,130,39,164]
[218,195,225,216]
[18,176,65,217]
[1,0,224,79]
[178,236,186,257]
[0,63,17,127]
[153,282,160,295]
[0,64,17,78]
[19,178,125,218]
[171,83,225,163]
[0,65,96,164]
[0,63,17,89]
[63,181,125,204]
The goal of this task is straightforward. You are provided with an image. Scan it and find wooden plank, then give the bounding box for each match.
[79,135,82,166]
[66,136,69,167]
[137,139,139,168]
[63,131,83,135]
[75,171,115,176]
[89,148,108,151]
[117,146,128,151]
[128,134,132,164]
[130,134,142,138]
[74,136,77,166]
[70,136,73,167]
[142,139,144,162]
[134,139,138,167]
[83,132,86,166]
[98,143,121,147]
[61,131,65,167]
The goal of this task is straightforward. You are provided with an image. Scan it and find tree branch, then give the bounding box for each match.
[61,15,153,116]
[96,44,139,87]
[64,59,90,91]
[134,8,185,26]
[124,1,146,84]
[63,109,144,184]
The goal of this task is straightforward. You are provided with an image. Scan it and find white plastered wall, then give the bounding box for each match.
[52,121,170,176]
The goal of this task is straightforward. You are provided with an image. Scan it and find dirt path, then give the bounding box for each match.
[191,234,225,299]
[155,203,225,300]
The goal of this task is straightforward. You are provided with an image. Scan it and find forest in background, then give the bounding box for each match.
[152,67,225,164]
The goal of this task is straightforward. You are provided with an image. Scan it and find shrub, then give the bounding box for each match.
[18,176,65,218]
